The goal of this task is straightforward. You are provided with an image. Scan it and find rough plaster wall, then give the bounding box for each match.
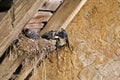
[30,0,120,80]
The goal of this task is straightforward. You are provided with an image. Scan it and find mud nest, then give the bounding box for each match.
[10,34,56,68]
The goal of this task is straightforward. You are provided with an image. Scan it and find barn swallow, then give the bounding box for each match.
[22,28,41,40]
[41,28,72,52]
[57,28,72,52]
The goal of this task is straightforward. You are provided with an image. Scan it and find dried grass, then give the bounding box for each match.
[10,34,56,68]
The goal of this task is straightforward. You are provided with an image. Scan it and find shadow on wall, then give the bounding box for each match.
[0,0,13,12]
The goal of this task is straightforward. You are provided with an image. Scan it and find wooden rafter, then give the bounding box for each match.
[40,0,87,35]
[0,0,45,57]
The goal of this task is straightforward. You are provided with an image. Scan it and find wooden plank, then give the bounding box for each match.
[0,56,17,77]
[16,58,41,80]
[0,0,47,78]
[14,0,38,26]
[27,11,53,32]
[25,23,44,29]
[0,0,37,46]
[39,0,64,11]
[0,0,46,57]
[0,0,30,27]
[0,56,24,80]
[29,11,53,23]
[0,12,6,21]
[25,23,44,32]
[40,0,87,35]
[0,0,18,22]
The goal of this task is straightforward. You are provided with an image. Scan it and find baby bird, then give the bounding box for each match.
[22,28,41,40]
[41,30,58,40]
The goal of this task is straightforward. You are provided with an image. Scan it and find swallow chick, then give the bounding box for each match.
[22,28,41,40]
[22,28,41,51]
[41,30,58,40]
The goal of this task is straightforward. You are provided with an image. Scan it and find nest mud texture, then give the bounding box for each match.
[11,34,56,67]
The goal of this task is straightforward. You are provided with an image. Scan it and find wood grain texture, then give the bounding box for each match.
[29,11,53,23]
[16,60,40,80]
[0,0,45,57]
[0,0,46,79]
[40,0,87,35]
[39,0,63,11]
[0,12,6,21]
[25,23,44,32]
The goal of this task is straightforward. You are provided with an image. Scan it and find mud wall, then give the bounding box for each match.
[30,0,120,80]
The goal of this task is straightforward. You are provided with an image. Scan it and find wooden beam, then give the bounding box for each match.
[0,0,46,57]
[0,12,6,21]
[16,58,41,80]
[28,11,53,23]
[39,0,63,11]
[0,56,24,80]
[40,0,87,35]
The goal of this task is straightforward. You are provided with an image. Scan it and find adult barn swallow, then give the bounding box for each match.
[41,28,72,52]
[57,28,72,52]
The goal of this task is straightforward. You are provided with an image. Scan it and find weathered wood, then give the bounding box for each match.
[0,0,38,49]
[16,59,41,80]
[25,23,44,29]
[25,23,44,32]
[0,12,6,21]
[40,0,87,35]
[29,11,53,23]
[0,56,24,80]
[39,0,63,11]
[13,0,38,26]
[0,56,17,77]
[26,11,53,32]
[0,0,47,79]
[0,0,46,57]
